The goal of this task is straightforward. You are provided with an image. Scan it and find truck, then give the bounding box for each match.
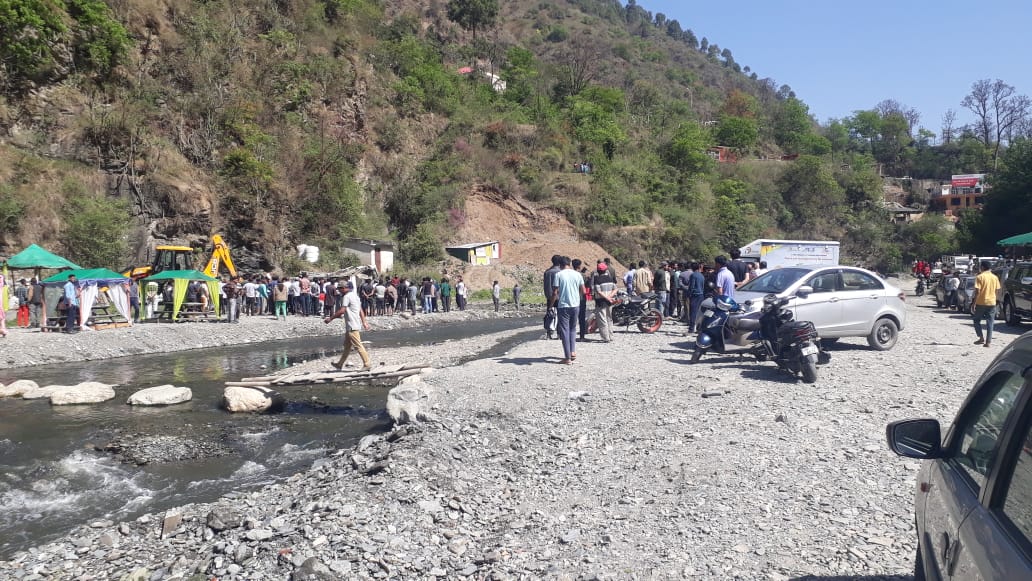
[737,239,840,269]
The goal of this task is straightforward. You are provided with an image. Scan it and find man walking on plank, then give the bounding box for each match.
[324,280,372,371]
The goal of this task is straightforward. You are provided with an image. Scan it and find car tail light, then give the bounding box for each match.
[897,291,906,302]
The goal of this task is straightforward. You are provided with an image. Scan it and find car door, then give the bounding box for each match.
[922,368,1026,579]
[952,370,1032,580]
[836,269,886,333]
[794,270,843,335]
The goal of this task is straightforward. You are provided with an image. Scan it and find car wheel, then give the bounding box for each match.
[1004,299,1022,326]
[867,317,899,351]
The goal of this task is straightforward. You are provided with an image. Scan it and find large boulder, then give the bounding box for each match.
[386,375,436,424]
[127,385,193,406]
[0,379,39,398]
[50,382,117,405]
[222,386,285,413]
[22,384,63,400]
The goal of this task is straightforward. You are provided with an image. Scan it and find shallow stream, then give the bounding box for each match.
[0,317,536,558]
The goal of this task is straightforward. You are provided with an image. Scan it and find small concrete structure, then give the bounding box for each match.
[445,242,500,265]
[341,239,394,273]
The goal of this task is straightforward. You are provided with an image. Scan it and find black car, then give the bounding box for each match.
[1001,262,1032,325]
[887,331,1032,579]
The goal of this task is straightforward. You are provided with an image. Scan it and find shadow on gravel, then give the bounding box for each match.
[820,342,874,352]
[493,356,563,366]
[790,576,913,581]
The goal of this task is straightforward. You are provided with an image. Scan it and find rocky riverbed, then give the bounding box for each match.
[0,304,534,370]
[1,287,1022,580]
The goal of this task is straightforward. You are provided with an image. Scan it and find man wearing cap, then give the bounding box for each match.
[714,256,735,299]
[591,260,618,342]
[325,280,372,371]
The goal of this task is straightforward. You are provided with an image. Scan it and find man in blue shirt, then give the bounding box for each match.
[63,274,80,334]
[552,256,584,364]
[714,256,735,299]
[684,262,706,332]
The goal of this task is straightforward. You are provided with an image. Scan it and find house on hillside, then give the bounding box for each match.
[883,201,924,224]
[342,239,394,273]
[930,174,988,215]
[446,242,500,266]
[706,146,737,163]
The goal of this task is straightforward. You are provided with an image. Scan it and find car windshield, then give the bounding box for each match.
[738,268,810,293]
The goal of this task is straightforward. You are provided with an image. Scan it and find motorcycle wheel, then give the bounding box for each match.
[691,347,703,363]
[800,354,818,384]
[637,309,663,333]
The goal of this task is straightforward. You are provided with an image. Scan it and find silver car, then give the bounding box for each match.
[735,265,907,350]
[887,331,1032,579]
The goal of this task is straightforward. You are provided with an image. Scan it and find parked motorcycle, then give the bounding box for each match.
[915,275,926,297]
[690,292,827,383]
[588,291,663,333]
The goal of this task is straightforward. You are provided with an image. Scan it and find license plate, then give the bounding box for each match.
[800,344,819,357]
[703,310,714,317]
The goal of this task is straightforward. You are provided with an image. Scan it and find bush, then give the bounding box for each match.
[61,192,130,269]
[66,0,131,76]
[0,184,26,236]
[0,0,69,87]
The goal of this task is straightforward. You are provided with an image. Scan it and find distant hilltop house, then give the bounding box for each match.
[882,201,924,224]
[930,173,988,219]
[707,146,737,163]
[342,239,394,273]
[446,242,500,266]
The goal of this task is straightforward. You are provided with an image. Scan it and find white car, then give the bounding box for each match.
[735,265,907,350]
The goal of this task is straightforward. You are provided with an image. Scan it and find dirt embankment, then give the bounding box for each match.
[440,187,625,292]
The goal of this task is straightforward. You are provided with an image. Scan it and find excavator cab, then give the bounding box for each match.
[125,246,195,280]
[152,246,195,272]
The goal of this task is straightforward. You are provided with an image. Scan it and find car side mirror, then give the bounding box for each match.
[886,419,942,459]
[796,285,813,298]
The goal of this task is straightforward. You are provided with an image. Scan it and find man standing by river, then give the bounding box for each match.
[63,274,80,333]
[325,280,372,371]
[552,256,584,364]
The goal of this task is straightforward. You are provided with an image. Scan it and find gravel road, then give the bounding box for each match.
[1,282,1022,580]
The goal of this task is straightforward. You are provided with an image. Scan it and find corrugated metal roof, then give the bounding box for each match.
[445,242,498,249]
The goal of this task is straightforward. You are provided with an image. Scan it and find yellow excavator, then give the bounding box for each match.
[125,234,238,280]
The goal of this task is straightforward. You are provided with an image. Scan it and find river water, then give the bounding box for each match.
[0,317,536,559]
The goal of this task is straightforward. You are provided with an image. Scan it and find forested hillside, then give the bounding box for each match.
[0,0,1028,273]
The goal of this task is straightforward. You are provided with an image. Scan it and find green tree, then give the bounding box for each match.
[0,0,68,87]
[662,122,712,175]
[773,97,814,153]
[776,155,845,235]
[714,115,758,151]
[979,138,1032,249]
[445,0,498,42]
[61,193,130,269]
[569,97,626,160]
[900,214,955,261]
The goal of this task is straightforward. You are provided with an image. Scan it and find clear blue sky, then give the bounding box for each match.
[635,0,1031,138]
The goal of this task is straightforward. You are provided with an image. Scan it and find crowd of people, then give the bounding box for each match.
[541,250,762,364]
[195,273,479,322]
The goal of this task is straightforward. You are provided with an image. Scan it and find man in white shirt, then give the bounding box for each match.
[324,281,372,371]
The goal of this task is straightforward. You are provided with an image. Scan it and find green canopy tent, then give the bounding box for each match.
[2,244,81,313]
[41,268,133,329]
[5,244,82,271]
[143,270,219,321]
[998,232,1032,246]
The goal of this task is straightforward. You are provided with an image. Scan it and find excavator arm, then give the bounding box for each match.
[203,235,237,279]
